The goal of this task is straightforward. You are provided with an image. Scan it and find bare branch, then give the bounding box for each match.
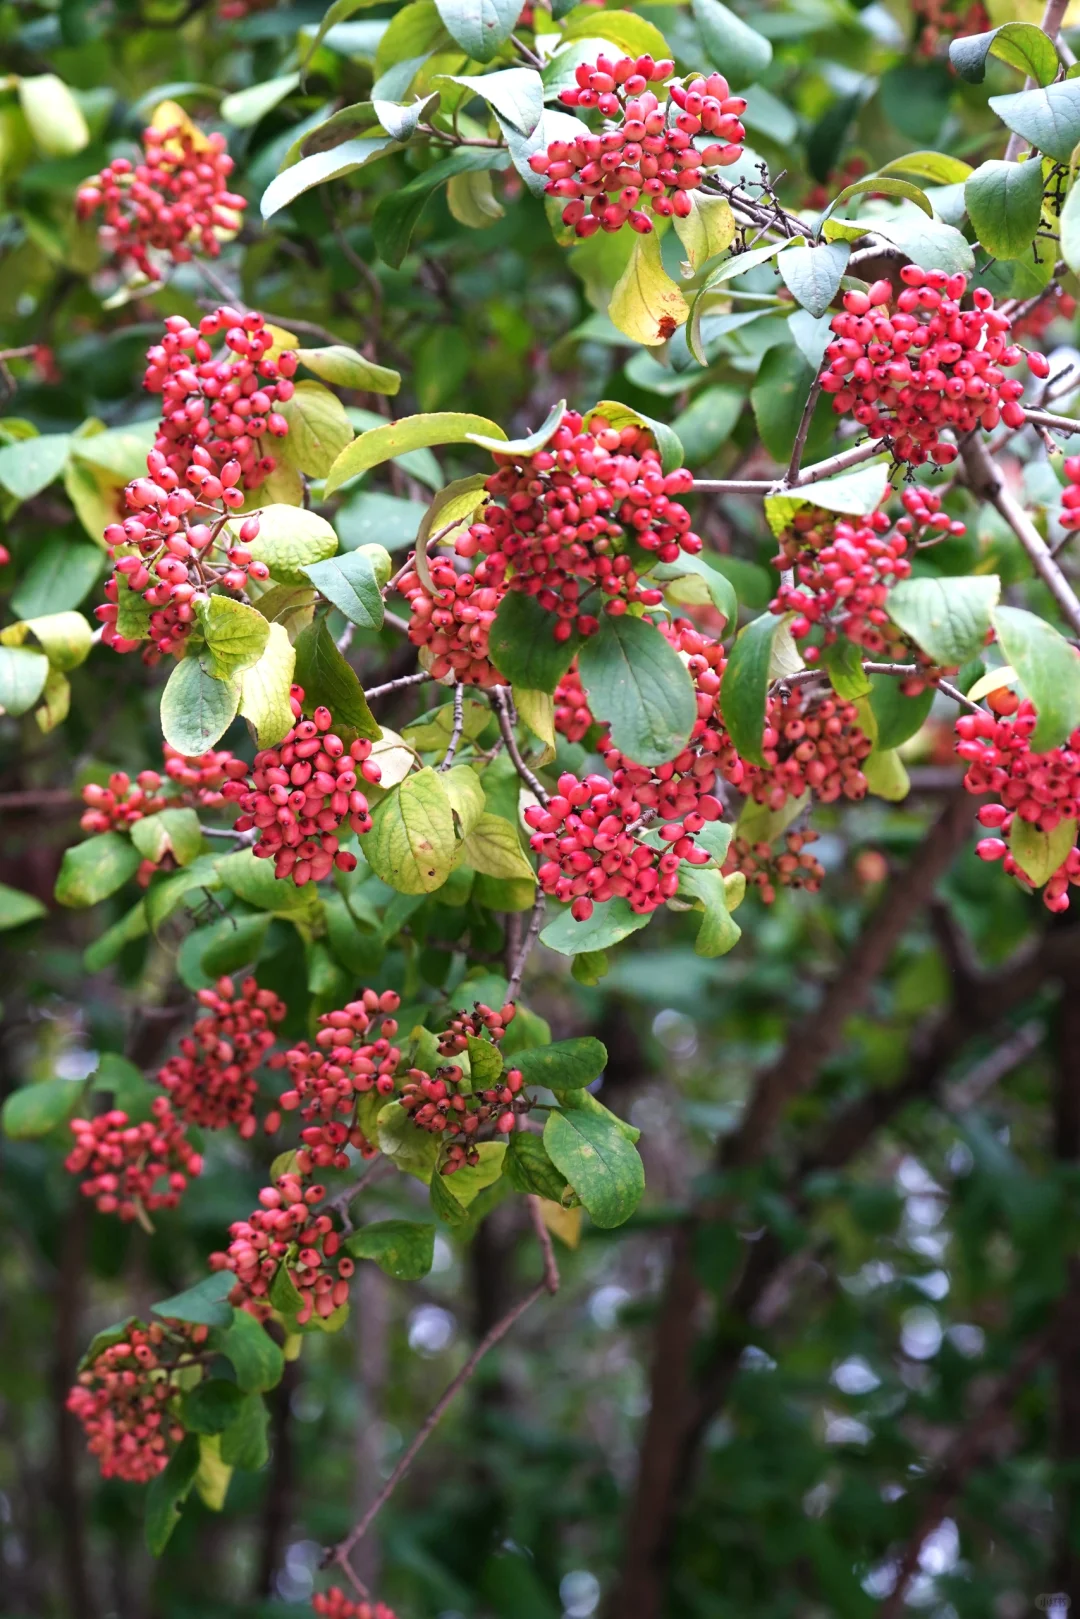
[492,688,551,805]
[364,669,432,702]
[436,684,465,772]
[506,889,547,1003]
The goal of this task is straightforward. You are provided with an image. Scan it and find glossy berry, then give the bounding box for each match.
[399,1002,524,1155]
[273,989,403,1167]
[400,556,507,687]
[65,1097,202,1220]
[722,828,825,906]
[158,975,287,1134]
[210,1165,351,1325]
[67,1320,208,1483]
[311,1591,396,1619]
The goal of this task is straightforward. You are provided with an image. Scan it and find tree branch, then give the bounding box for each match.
[436,684,465,772]
[506,889,547,1003]
[492,688,550,805]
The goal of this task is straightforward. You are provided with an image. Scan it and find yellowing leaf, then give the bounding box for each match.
[239,622,296,747]
[539,1199,582,1248]
[673,193,737,273]
[149,99,211,153]
[277,381,354,478]
[609,230,689,347]
[18,75,89,156]
[462,813,536,881]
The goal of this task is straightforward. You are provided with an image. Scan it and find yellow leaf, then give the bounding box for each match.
[609,230,689,347]
[149,99,210,154]
[539,1200,582,1248]
[195,1434,232,1512]
[673,193,737,273]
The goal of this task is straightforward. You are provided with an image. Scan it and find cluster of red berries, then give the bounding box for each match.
[770,489,964,669]
[157,976,287,1135]
[312,1592,396,1619]
[1015,286,1076,341]
[746,689,873,812]
[144,306,296,491]
[222,688,380,885]
[458,412,700,639]
[913,0,990,55]
[554,663,598,743]
[722,828,825,905]
[66,1097,202,1221]
[80,745,249,835]
[399,1003,525,1163]
[1057,455,1080,534]
[76,124,246,282]
[958,686,1080,910]
[98,441,270,660]
[273,990,403,1168]
[820,269,1044,466]
[529,55,745,237]
[399,556,507,687]
[211,1165,352,1325]
[66,1321,207,1484]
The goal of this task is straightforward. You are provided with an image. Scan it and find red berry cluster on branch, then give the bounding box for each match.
[1058,454,1080,534]
[912,0,990,56]
[528,55,745,238]
[211,1165,352,1325]
[400,556,507,687]
[312,1591,396,1619]
[722,828,825,905]
[157,975,287,1134]
[144,306,296,490]
[554,662,598,742]
[459,412,700,638]
[399,1002,525,1165]
[274,990,403,1167]
[76,123,246,281]
[66,1097,202,1220]
[223,688,380,885]
[80,746,248,835]
[66,1320,207,1483]
[957,687,1080,911]
[1014,286,1076,341]
[820,269,1043,466]
[748,689,873,810]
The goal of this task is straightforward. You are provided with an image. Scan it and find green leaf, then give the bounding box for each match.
[828,175,933,219]
[11,538,102,621]
[436,67,543,135]
[298,344,400,395]
[722,612,790,767]
[261,135,399,219]
[691,0,772,85]
[278,382,354,480]
[372,148,509,268]
[145,1435,200,1556]
[989,81,1080,164]
[559,7,671,59]
[160,657,242,755]
[467,402,565,457]
[0,882,47,930]
[92,1051,156,1121]
[951,23,1061,86]
[17,74,89,155]
[588,399,684,476]
[376,1099,441,1181]
[677,864,742,958]
[467,1034,503,1088]
[239,621,296,749]
[346,1219,436,1279]
[876,151,973,184]
[777,242,850,319]
[410,473,490,592]
[822,640,871,701]
[654,551,738,626]
[181,1379,246,1436]
[214,848,322,918]
[55,832,141,909]
[1,609,93,672]
[886,576,1001,666]
[199,911,271,977]
[145,855,223,934]
[302,0,391,64]
[442,764,486,838]
[302,549,384,630]
[488,590,581,693]
[577,614,696,768]
[609,230,689,348]
[512,1037,607,1093]
[751,344,832,464]
[115,574,152,642]
[219,1393,270,1471]
[195,1432,232,1511]
[129,808,203,868]
[232,508,339,589]
[540,897,652,955]
[862,747,911,802]
[366,767,457,894]
[513,686,556,751]
[221,72,300,128]
[152,1273,235,1329]
[2,1077,82,1140]
[434,0,520,61]
[0,432,72,500]
[0,646,49,716]
[1010,814,1078,886]
[991,603,1080,751]
[325,410,506,497]
[544,1096,644,1229]
[868,675,934,751]
[964,159,1043,262]
[435,1141,507,1211]
[504,1132,570,1201]
[461,813,536,881]
[292,618,381,739]
[222,1311,285,1393]
[195,595,270,680]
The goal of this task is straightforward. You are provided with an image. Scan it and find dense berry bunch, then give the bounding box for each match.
[1015,286,1077,341]
[554,663,598,742]
[144,305,296,490]
[66,1321,207,1483]
[528,55,745,237]
[820,269,1043,466]
[958,687,1080,910]
[274,990,403,1167]
[223,688,379,885]
[80,770,169,834]
[400,556,507,687]
[158,976,287,1134]
[1058,454,1080,534]
[311,1592,396,1619]
[399,1003,524,1165]
[66,1097,202,1220]
[912,0,990,55]
[722,828,825,905]
[459,412,700,638]
[76,123,246,281]
[747,689,873,811]
[161,742,250,804]
[211,1165,352,1324]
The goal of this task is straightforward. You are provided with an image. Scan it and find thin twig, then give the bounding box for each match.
[364,669,432,701]
[527,1194,561,1294]
[492,689,550,806]
[1023,407,1080,436]
[506,889,547,1003]
[199,824,256,843]
[784,374,824,485]
[692,439,883,496]
[437,684,465,772]
[0,789,78,811]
